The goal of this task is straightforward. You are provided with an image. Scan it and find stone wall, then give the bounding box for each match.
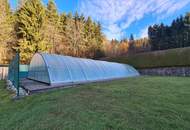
[139,67,190,77]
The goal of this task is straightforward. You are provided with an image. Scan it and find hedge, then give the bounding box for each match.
[107,47,190,69]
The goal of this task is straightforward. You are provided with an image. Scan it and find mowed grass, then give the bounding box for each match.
[0,76,190,130]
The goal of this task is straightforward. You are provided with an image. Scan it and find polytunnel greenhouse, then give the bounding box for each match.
[28,53,139,86]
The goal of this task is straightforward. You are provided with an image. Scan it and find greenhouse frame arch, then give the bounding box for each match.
[28,53,139,85]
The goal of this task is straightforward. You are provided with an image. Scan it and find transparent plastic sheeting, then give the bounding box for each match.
[28,53,140,85]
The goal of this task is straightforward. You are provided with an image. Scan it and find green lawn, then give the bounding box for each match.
[0,76,190,130]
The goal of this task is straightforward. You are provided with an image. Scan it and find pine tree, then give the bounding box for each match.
[15,0,49,63]
[0,0,15,64]
[184,13,190,47]
[63,12,86,57]
[73,12,86,57]
[84,17,96,57]
[93,22,104,58]
[44,0,60,53]
[148,13,190,51]
[0,1,105,61]
[17,0,26,9]
[56,12,67,54]
[61,13,76,56]
[46,0,59,22]
[128,34,135,54]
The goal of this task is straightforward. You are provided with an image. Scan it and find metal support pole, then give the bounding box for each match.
[16,52,20,97]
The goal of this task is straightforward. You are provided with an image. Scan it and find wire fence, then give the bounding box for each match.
[8,53,20,96]
[0,53,29,96]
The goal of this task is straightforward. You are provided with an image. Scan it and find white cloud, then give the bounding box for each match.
[78,0,190,40]
[103,24,126,40]
[166,0,190,15]
[140,27,149,38]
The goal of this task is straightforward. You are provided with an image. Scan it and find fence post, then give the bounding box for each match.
[17,52,20,97]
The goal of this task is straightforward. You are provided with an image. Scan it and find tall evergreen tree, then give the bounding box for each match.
[84,17,96,57]
[73,12,86,57]
[17,0,26,9]
[148,13,190,51]
[184,13,190,47]
[0,1,105,62]
[61,12,86,57]
[128,34,135,54]
[0,0,15,64]
[62,13,76,56]
[45,0,60,53]
[15,0,49,63]
[93,22,104,58]
[56,12,67,54]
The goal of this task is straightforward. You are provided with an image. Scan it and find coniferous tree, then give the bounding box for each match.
[15,0,49,63]
[148,13,190,51]
[63,13,75,56]
[184,13,190,47]
[0,0,106,63]
[93,22,105,58]
[71,12,86,57]
[84,17,94,57]
[128,34,135,54]
[84,17,104,58]
[45,0,60,53]
[0,0,15,64]
[56,12,67,54]
[60,12,85,57]
[17,0,26,9]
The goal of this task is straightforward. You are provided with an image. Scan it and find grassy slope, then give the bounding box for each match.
[107,47,190,69]
[0,77,190,130]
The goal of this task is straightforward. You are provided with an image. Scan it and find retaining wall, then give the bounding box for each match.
[139,67,190,77]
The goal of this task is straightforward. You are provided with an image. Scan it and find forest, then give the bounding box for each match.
[0,0,190,64]
[148,13,190,50]
[107,13,190,56]
[0,0,104,63]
